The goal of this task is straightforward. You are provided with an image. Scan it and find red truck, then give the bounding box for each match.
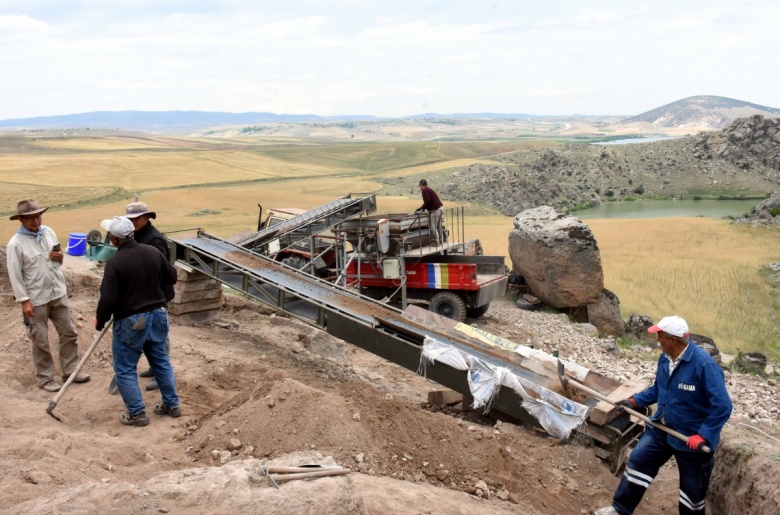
[333,211,508,322]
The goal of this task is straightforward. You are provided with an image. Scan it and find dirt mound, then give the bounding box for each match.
[1,255,779,514]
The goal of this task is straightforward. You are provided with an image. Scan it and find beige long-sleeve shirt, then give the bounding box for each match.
[6,226,67,306]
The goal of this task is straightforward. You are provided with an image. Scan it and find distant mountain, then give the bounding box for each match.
[0,110,556,133]
[0,110,385,132]
[621,95,780,129]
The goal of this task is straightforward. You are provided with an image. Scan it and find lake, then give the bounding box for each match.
[593,136,680,145]
[575,199,760,219]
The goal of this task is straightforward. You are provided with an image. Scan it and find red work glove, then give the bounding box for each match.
[615,398,638,412]
[94,318,103,331]
[687,434,707,451]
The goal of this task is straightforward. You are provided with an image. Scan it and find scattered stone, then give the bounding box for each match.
[690,333,722,364]
[355,453,365,463]
[227,438,242,451]
[586,289,625,337]
[436,469,449,481]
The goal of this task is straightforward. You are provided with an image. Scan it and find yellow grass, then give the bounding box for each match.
[587,218,780,357]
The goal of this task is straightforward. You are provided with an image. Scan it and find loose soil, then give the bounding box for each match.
[0,255,777,514]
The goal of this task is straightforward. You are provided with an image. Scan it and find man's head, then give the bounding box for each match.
[419,179,427,190]
[10,199,48,231]
[648,315,690,355]
[100,216,135,246]
[125,201,156,231]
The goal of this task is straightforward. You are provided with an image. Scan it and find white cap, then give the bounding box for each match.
[100,216,134,238]
[648,316,690,337]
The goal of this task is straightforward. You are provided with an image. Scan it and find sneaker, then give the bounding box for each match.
[39,380,61,393]
[120,411,150,427]
[595,507,618,515]
[145,378,159,391]
[139,368,154,378]
[154,403,182,418]
[62,372,91,384]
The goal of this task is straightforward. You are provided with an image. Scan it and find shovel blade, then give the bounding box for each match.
[108,376,120,395]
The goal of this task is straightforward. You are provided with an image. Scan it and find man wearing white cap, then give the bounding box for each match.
[6,198,90,392]
[124,200,172,391]
[596,315,733,515]
[95,216,181,427]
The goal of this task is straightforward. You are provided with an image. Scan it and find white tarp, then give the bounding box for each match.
[419,336,589,439]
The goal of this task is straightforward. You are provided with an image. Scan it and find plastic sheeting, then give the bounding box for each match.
[419,336,589,440]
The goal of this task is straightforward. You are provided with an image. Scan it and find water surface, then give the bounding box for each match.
[575,199,759,219]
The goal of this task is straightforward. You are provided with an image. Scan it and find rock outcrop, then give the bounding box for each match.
[508,207,603,309]
[734,188,780,225]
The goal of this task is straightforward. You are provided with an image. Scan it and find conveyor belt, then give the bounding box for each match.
[236,193,377,256]
[170,231,645,474]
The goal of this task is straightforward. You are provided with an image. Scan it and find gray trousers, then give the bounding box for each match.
[430,206,445,245]
[27,295,80,385]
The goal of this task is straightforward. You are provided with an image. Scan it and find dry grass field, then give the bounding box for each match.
[1,133,777,357]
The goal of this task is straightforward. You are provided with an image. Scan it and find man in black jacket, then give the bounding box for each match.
[125,201,173,391]
[96,216,181,427]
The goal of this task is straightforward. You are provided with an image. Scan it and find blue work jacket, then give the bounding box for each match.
[633,341,733,451]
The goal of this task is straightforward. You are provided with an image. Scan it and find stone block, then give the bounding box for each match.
[168,297,223,315]
[173,287,223,304]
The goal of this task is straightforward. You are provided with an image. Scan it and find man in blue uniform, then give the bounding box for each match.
[596,315,733,515]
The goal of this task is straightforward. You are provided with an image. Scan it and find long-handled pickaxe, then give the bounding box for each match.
[557,359,710,453]
[46,317,113,421]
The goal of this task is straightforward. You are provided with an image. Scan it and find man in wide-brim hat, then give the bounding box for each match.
[5,199,91,392]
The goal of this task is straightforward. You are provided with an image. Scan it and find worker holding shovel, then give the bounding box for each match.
[596,316,733,515]
[95,216,181,427]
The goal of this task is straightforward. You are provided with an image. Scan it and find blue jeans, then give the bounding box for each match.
[613,426,714,514]
[112,309,179,416]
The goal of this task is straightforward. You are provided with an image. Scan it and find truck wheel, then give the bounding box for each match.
[466,303,490,319]
[429,292,467,322]
[281,256,308,270]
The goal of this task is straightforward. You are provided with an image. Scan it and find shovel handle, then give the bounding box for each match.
[562,373,710,453]
[48,317,113,410]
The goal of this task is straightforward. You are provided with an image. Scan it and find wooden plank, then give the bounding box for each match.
[588,379,647,426]
[428,390,464,406]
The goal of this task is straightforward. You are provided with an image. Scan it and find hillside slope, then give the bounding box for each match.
[621,95,780,129]
[385,115,780,216]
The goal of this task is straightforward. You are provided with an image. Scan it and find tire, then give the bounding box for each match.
[429,291,467,322]
[281,255,308,271]
[87,229,102,243]
[466,303,490,319]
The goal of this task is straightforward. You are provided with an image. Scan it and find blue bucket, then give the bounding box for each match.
[66,232,87,256]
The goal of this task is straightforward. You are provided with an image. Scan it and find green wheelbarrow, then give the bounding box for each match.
[85,230,118,262]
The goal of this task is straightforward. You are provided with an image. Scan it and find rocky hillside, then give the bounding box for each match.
[621,95,780,129]
[380,115,780,216]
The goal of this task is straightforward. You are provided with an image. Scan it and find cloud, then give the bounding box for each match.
[0,14,50,32]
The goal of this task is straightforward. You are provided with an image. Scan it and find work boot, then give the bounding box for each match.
[139,368,154,378]
[595,507,618,515]
[62,372,91,384]
[146,378,159,391]
[120,411,149,427]
[39,380,61,393]
[154,403,182,418]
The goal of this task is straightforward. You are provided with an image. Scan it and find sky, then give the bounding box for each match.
[1,0,778,119]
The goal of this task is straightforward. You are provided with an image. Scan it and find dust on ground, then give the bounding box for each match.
[0,254,778,514]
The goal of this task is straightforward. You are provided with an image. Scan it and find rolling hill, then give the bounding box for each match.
[621,95,780,129]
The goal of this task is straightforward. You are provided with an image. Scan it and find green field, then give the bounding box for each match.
[1,133,778,358]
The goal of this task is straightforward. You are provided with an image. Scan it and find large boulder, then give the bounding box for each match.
[508,206,604,308]
[586,289,625,337]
